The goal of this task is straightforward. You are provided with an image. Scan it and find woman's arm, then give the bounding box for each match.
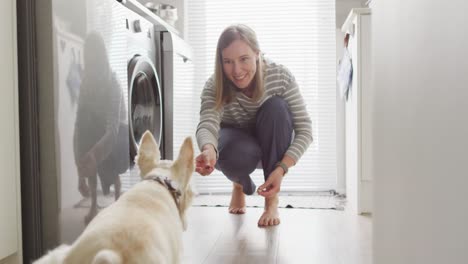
[280,66,313,164]
[195,77,222,175]
[257,67,313,197]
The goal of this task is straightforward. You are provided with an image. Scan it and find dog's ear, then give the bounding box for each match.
[171,137,195,188]
[179,186,194,231]
[136,130,161,177]
[171,137,195,231]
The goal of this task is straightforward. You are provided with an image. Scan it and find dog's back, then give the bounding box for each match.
[33,131,194,264]
[60,180,182,263]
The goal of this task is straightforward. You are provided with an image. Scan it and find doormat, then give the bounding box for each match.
[192,192,346,210]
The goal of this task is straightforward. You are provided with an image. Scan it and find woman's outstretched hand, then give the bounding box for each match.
[195,144,217,176]
[257,168,284,198]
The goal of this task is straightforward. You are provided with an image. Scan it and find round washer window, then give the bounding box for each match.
[128,55,162,157]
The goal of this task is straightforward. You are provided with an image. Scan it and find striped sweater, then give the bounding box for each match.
[196,59,313,162]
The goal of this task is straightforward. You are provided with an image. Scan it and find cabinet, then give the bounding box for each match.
[341,8,373,214]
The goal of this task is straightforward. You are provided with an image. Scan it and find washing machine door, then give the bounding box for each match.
[128,55,162,160]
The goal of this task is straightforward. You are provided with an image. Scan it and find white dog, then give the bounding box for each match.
[34,131,195,264]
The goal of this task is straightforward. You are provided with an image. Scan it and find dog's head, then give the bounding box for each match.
[136,130,195,230]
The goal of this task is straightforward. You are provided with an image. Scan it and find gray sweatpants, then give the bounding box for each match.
[215,96,293,195]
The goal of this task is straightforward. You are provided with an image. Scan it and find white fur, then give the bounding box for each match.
[33,131,195,264]
[33,245,71,264]
[91,249,122,264]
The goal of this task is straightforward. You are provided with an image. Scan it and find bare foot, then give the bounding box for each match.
[258,195,280,227]
[229,183,246,214]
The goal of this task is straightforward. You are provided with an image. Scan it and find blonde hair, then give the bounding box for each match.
[214,24,264,110]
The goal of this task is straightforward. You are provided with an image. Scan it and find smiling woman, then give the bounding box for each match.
[221,40,258,90]
[214,25,265,108]
[194,24,314,227]
[185,0,337,194]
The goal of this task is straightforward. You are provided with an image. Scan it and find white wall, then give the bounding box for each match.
[0,0,22,263]
[372,0,468,263]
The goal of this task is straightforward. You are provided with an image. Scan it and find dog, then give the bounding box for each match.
[34,131,195,264]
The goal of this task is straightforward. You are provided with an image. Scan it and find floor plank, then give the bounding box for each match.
[182,206,372,264]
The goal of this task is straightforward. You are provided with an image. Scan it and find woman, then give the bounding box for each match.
[196,24,313,227]
[74,32,129,224]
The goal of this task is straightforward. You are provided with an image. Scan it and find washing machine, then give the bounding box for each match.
[123,0,195,160]
[125,7,163,167]
[26,0,163,256]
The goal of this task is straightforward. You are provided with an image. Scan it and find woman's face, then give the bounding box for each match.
[221,39,259,89]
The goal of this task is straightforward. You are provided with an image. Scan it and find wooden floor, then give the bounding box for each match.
[182,206,372,264]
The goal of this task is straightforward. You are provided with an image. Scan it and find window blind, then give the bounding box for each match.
[181,0,337,193]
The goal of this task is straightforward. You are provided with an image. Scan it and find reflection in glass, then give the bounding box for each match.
[73,32,130,225]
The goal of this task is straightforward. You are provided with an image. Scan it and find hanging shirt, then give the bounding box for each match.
[337,47,353,100]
